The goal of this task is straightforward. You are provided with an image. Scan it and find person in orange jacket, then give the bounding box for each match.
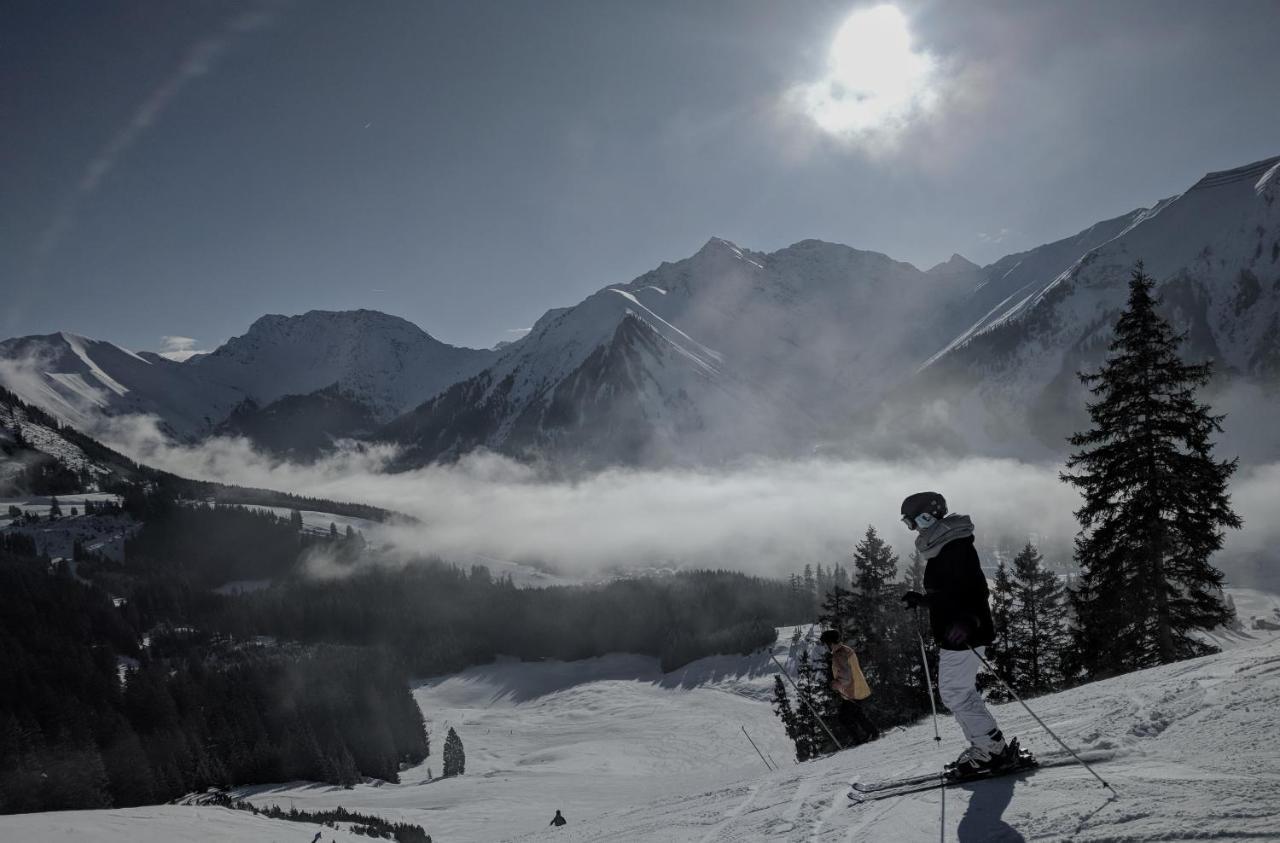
[820,629,880,744]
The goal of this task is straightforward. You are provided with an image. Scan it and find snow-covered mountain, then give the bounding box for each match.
[5,154,1277,468]
[0,311,495,446]
[0,332,246,440]
[910,154,1280,459]
[188,309,495,422]
[381,237,973,467]
[0,384,152,495]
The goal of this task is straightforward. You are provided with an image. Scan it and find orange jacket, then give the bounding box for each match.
[830,643,872,701]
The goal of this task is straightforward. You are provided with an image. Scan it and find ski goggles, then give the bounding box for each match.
[902,512,937,531]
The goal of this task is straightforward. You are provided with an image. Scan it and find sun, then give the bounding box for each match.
[795,5,938,140]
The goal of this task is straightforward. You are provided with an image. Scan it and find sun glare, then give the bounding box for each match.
[796,5,937,140]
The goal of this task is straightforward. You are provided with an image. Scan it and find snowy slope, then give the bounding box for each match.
[0,332,246,439]
[0,805,388,842]
[919,154,1280,458]
[0,387,144,493]
[5,602,1280,841]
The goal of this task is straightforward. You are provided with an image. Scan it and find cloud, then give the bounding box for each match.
[156,336,208,362]
[92,413,1280,591]
[977,228,1013,245]
[30,3,285,277]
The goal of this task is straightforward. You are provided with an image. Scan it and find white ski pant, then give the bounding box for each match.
[938,646,1001,751]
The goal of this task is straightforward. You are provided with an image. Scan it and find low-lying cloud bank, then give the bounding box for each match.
[99,415,1279,590]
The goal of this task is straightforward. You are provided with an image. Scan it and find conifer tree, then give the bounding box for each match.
[1009,542,1071,693]
[817,585,855,640]
[850,525,898,651]
[442,727,465,777]
[987,559,1017,700]
[1063,264,1240,675]
[770,676,807,762]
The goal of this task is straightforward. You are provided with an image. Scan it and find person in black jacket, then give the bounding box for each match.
[549,809,567,827]
[899,491,1017,775]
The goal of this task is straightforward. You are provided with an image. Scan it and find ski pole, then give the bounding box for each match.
[915,608,941,744]
[741,725,773,771]
[969,646,1116,795]
[770,653,844,751]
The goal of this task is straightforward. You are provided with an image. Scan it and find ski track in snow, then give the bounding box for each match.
[5,607,1280,841]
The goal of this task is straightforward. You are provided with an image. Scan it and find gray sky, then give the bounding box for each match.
[3,0,1278,353]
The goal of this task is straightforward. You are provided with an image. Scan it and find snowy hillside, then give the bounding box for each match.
[920,154,1280,458]
[5,596,1279,841]
[1,386,146,494]
[0,804,392,842]
[0,332,245,440]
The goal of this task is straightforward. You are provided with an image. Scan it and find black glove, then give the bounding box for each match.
[945,619,974,647]
[901,590,927,609]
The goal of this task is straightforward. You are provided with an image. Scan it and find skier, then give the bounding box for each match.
[819,630,880,744]
[898,491,1018,777]
[549,809,567,827]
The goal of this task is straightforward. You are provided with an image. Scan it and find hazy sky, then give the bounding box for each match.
[4,0,1278,353]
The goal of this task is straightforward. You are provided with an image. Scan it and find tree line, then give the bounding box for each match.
[0,547,430,813]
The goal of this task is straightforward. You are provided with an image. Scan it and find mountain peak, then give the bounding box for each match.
[696,236,742,255]
[243,309,432,341]
[927,253,979,274]
[1186,154,1280,194]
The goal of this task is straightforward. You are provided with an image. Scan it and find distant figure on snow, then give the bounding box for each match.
[550,809,567,827]
[898,491,1019,776]
[819,630,880,744]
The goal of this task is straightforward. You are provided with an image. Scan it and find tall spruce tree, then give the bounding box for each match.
[1063,264,1240,675]
[1009,542,1071,693]
[988,559,1017,700]
[850,526,898,652]
[789,650,829,756]
[770,676,808,762]
[442,727,465,777]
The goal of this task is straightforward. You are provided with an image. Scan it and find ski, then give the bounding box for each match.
[850,744,1112,794]
[848,751,1113,804]
[852,745,1039,793]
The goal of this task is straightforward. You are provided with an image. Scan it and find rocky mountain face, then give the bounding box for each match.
[380,236,982,467]
[905,155,1280,461]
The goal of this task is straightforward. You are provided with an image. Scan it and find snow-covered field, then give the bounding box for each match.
[5,594,1280,841]
[1,494,134,560]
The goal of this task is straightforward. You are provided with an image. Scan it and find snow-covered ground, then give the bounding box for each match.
[1,494,134,560]
[6,595,1280,841]
[0,804,382,842]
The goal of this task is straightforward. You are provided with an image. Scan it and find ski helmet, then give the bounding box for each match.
[900,491,946,528]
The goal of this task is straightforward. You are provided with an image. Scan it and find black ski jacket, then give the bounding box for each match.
[922,535,995,651]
